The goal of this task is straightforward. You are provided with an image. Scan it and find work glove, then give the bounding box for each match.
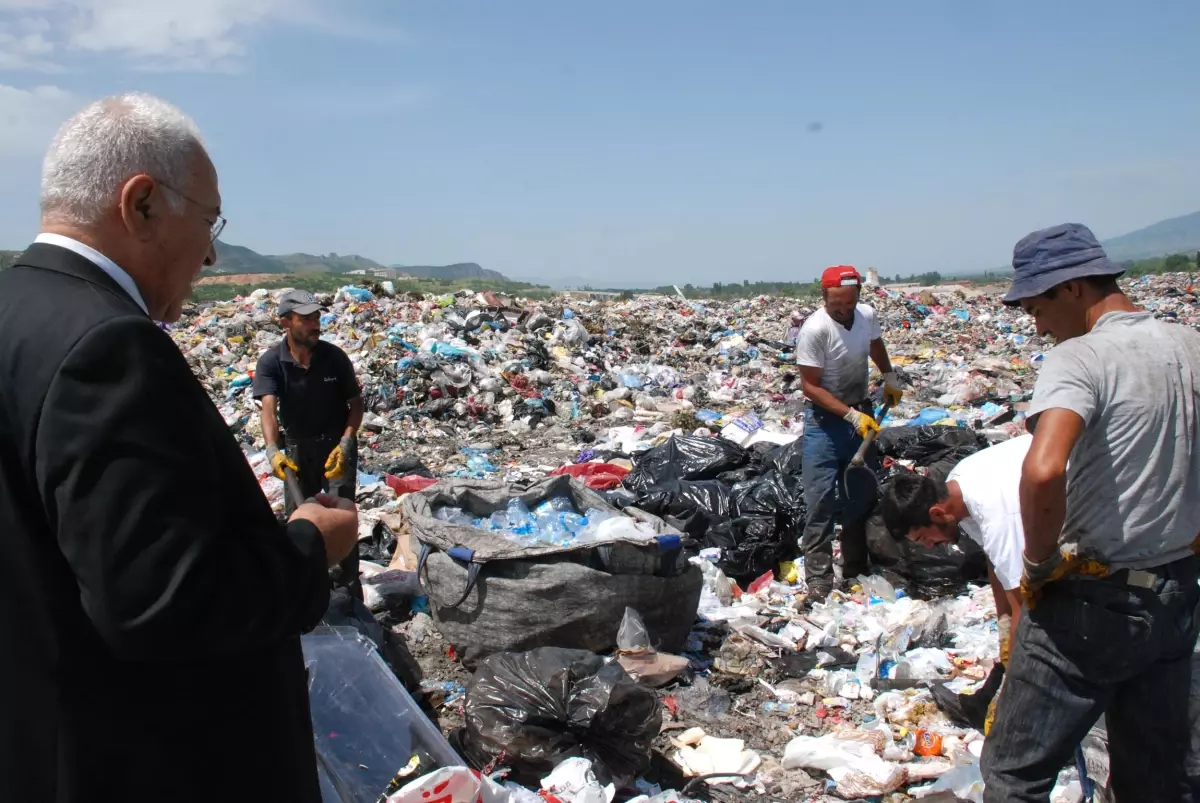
[881,371,904,407]
[1019,551,1109,609]
[843,408,881,440]
[266,445,298,480]
[997,614,1012,668]
[324,434,355,480]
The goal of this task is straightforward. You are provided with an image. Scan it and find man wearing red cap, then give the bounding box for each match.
[795,265,903,601]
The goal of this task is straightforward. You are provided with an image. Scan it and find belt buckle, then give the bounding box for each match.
[1125,569,1157,589]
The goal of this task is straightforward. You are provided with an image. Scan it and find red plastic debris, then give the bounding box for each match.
[747,570,775,595]
[550,462,631,491]
[385,474,438,494]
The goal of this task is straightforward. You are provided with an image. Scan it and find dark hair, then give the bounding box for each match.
[881,471,949,539]
[1042,275,1122,300]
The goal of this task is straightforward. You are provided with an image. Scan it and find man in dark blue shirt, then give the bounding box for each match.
[254,290,364,590]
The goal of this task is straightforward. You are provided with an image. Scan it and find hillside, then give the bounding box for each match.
[392,262,508,282]
[274,252,393,275]
[211,241,287,274]
[1102,211,1200,262]
[209,241,392,276]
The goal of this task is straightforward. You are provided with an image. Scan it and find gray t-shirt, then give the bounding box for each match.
[1028,311,1200,569]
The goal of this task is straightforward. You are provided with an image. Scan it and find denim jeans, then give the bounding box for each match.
[982,556,1200,802]
[800,405,878,591]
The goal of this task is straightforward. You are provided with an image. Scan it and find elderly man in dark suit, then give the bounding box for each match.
[0,93,359,802]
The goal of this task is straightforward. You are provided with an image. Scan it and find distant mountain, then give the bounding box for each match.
[274,252,392,275]
[511,274,666,290]
[208,241,394,276]
[1102,211,1200,262]
[212,241,287,274]
[392,262,509,281]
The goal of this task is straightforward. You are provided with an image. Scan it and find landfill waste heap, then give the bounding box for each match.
[169,273,1197,803]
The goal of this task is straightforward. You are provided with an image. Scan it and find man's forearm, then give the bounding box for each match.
[261,410,280,449]
[801,380,851,417]
[344,397,364,438]
[1020,469,1067,563]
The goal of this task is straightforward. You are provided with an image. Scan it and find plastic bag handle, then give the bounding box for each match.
[417,543,482,609]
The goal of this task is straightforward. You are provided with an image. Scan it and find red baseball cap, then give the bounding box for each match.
[821,265,861,289]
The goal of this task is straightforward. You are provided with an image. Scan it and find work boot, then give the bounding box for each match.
[805,580,832,606]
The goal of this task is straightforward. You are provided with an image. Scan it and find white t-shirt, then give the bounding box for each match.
[795,304,882,405]
[946,434,1032,591]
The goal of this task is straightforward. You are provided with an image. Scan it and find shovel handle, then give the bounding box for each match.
[850,402,891,467]
[283,466,306,506]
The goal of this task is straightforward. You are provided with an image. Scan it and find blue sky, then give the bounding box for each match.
[2,1,1198,285]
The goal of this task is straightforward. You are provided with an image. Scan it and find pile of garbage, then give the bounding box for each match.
[169,274,1200,802]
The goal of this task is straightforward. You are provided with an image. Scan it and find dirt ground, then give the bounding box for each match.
[195,272,290,285]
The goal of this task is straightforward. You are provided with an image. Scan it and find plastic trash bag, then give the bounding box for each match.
[782,734,907,797]
[876,426,985,465]
[304,628,461,803]
[903,537,989,599]
[702,515,783,582]
[624,435,748,494]
[382,766,514,803]
[636,480,733,538]
[617,607,652,653]
[458,648,662,788]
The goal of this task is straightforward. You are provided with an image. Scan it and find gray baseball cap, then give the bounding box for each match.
[277,290,326,317]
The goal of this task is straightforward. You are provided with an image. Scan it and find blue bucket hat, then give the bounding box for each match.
[1002,223,1124,306]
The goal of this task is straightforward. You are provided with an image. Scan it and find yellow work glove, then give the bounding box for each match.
[324,435,355,480]
[997,614,1012,668]
[881,371,904,407]
[985,695,999,736]
[843,408,881,440]
[267,445,298,480]
[1020,551,1109,610]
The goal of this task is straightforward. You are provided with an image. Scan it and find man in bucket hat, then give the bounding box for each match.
[981,223,1200,801]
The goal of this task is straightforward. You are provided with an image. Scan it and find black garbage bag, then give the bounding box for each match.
[731,469,805,527]
[458,647,662,788]
[762,438,805,478]
[638,479,733,520]
[867,457,986,596]
[703,515,782,582]
[715,441,778,484]
[903,537,989,599]
[865,505,906,569]
[382,456,434,478]
[636,479,733,540]
[357,519,399,564]
[876,426,985,465]
[624,435,748,495]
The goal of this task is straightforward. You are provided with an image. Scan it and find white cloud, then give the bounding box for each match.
[0,0,391,72]
[0,83,76,156]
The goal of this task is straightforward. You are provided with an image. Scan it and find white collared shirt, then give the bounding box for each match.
[35,232,149,316]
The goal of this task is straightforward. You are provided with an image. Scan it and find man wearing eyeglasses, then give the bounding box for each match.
[0,93,356,802]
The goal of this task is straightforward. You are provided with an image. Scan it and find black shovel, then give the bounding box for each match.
[843,402,890,514]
